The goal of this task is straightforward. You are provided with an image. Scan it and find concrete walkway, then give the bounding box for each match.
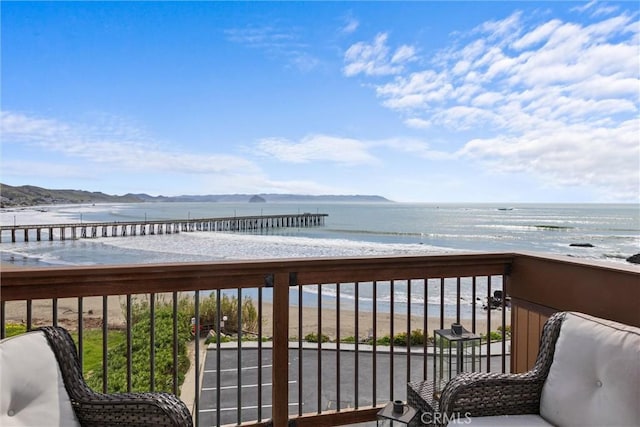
[180,337,208,424]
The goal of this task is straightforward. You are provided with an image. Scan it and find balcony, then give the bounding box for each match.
[2,252,638,426]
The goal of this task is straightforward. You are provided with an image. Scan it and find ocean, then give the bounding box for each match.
[2,202,637,319]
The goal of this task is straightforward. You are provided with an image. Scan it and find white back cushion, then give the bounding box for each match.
[0,331,80,427]
[540,312,640,427]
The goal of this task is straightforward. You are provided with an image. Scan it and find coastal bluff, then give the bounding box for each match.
[0,183,391,207]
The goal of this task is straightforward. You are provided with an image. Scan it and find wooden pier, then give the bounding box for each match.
[0,213,327,243]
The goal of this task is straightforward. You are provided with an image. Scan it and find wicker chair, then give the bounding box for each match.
[0,326,193,427]
[409,311,640,426]
[438,312,564,423]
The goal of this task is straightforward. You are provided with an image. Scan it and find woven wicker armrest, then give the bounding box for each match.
[439,371,545,419]
[70,391,193,427]
[38,326,193,427]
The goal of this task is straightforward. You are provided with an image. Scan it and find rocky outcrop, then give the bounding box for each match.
[249,195,266,203]
[626,254,640,264]
[570,243,595,248]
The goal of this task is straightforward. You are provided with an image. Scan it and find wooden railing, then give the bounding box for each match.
[1,253,638,426]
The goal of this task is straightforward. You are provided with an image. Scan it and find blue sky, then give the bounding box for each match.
[2,1,639,203]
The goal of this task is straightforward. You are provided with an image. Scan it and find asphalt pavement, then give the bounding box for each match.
[197,345,509,426]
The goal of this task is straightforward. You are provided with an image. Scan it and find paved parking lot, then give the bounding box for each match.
[198,346,509,426]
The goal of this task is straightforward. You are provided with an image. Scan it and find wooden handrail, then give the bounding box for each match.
[0,253,513,301]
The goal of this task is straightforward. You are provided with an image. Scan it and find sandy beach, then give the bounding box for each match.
[3,294,506,339]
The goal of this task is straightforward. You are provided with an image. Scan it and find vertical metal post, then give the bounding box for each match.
[336,282,341,411]
[150,293,156,392]
[317,283,322,413]
[127,294,132,392]
[407,279,411,383]
[472,277,477,334]
[389,280,394,401]
[486,276,492,373]
[423,278,428,380]
[501,274,507,373]
[173,292,179,395]
[456,277,461,324]
[194,291,201,427]
[439,278,445,330]
[26,300,32,331]
[354,281,359,409]
[273,273,290,427]
[298,283,303,417]
[102,296,108,393]
[215,290,222,427]
[257,287,263,421]
[1,301,5,339]
[78,298,84,369]
[372,281,377,406]
[52,298,58,327]
[237,288,242,425]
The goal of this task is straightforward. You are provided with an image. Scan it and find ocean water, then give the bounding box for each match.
[2,202,638,265]
[2,202,638,318]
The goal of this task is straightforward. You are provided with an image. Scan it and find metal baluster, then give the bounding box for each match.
[103,296,108,393]
[78,298,84,370]
[372,281,377,405]
[257,287,263,421]
[298,284,303,416]
[486,276,492,373]
[336,282,341,412]
[354,281,359,409]
[237,288,242,425]
[150,293,155,392]
[52,298,58,327]
[173,292,178,395]
[389,280,394,401]
[407,279,412,383]
[127,295,132,392]
[317,283,322,414]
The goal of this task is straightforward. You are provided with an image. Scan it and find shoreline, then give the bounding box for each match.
[3,295,508,339]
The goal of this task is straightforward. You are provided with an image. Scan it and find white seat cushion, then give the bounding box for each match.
[540,312,640,427]
[447,414,554,426]
[0,331,80,427]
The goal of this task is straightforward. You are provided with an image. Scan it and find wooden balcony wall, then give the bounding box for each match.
[2,252,638,426]
[508,252,640,373]
[0,253,512,427]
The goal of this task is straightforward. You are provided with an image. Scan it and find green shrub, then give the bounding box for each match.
[376,335,391,346]
[340,336,356,344]
[498,325,511,338]
[87,300,191,395]
[481,331,503,343]
[304,332,330,343]
[4,323,26,337]
[205,333,232,345]
[393,332,408,346]
[189,293,258,334]
[410,329,426,346]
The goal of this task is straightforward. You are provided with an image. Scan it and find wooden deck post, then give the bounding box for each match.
[272,272,290,427]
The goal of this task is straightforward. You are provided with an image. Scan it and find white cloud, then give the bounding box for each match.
[477,11,524,44]
[343,8,640,201]
[1,111,260,176]
[343,33,417,77]
[571,0,619,17]
[341,18,359,34]
[512,19,563,49]
[404,117,431,129]
[256,134,379,165]
[0,160,93,180]
[375,138,454,161]
[459,118,640,200]
[224,26,319,72]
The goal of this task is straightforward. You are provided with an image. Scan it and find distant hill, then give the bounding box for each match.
[0,184,142,207]
[0,184,392,207]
